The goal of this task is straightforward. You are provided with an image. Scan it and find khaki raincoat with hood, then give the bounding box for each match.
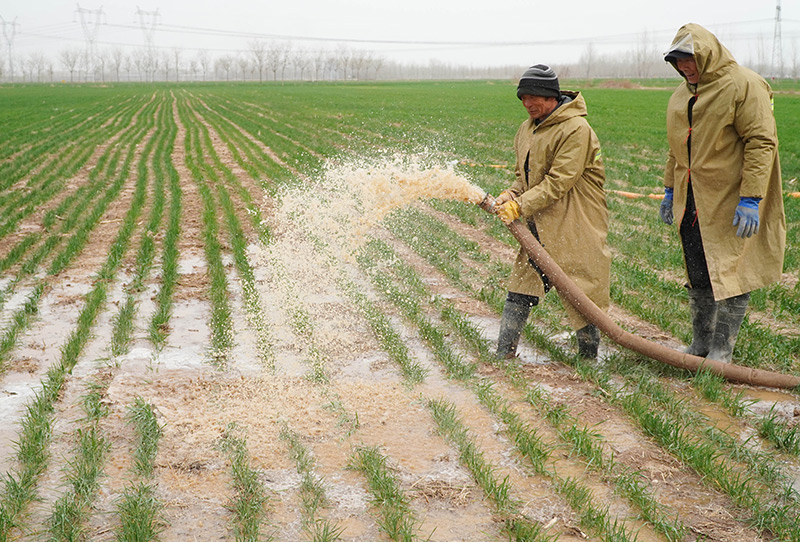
[506,91,611,329]
[664,23,786,300]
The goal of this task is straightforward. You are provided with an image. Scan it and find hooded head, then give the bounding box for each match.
[663,23,737,84]
[517,64,560,99]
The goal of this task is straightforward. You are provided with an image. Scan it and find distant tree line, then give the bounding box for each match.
[2,35,799,84]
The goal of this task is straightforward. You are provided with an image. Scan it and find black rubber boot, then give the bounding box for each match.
[685,288,717,357]
[576,324,600,359]
[496,293,537,359]
[707,292,750,363]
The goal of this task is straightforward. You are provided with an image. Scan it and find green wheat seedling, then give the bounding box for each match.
[46,378,113,541]
[115,482,164,542]
[613,372,800,539]
[176,98,234,363]
[427,398,555,541]
[110,100,170,357]
[188,97,271,243]
[115,398,165,542]
[127,398,163,477]
[280,424,343,541]
[758,407,800,455]
[46,425,111,541]
[148,102,182,349]
[220,424,271,542]
[337,276,428,385]
[350,446,428,542]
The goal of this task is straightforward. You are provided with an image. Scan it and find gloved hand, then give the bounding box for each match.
[733,197,761,238]
[660,187,674,225]
[496,200,521,225]
[494,190,514,206]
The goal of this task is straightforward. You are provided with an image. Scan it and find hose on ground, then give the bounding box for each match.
[479,195,800,390]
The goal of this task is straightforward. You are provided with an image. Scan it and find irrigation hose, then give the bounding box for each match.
[478,194,800,390]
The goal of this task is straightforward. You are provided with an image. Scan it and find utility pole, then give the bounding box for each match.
[0,15,19,82]
[75,4,106,81]
[771,0,783,79]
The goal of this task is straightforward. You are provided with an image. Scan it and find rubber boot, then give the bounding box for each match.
[496,293,537,359]
[685,288,717,357]
[576,324,600,359]
[707,292,750,363]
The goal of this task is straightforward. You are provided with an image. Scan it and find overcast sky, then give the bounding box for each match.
[3,0,799,69]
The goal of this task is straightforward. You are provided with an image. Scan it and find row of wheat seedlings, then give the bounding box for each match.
[365,236,689,540]
[0,96,147,296]
[178,91,275,366]
[45,377,112,540]
[175,95,236,363]
[386,203,800,539]
[281,424,344,542]
[116,398,165,541]
[0,96,162,540]
[110,94,170,357]
[0,96,159,371]
[358,239,648,541]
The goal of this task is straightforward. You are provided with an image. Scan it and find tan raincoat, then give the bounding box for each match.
[506,91,611,329]
[664,23,786,300]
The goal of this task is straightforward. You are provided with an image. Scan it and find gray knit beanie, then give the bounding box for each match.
[517,64,560,99]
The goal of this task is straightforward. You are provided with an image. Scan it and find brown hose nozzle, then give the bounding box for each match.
[478,193,496,214]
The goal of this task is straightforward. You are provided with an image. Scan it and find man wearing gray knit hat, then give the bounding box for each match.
[493,64,611,361]
[516,64,561,99]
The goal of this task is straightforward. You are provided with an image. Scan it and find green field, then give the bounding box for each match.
[1,80,800,541]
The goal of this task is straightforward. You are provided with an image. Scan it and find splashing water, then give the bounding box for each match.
[271,154,487,260]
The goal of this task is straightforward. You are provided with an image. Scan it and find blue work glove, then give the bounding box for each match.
[659,187,674,225]
[733,197,761,238]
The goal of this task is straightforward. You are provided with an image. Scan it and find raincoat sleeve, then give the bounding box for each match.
[509,126,526,197]
[518,122,591,216]
[733,80,777,199]
[664,150,676,190]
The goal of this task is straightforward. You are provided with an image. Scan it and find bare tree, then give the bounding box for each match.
[123,54,134,82]
[371,54,385,80]
[172,48,182,82]
[335,45,351,80]
[196,49,210,81]
[109,47,125,82]
[293,47,311,80]
[59,48,81,82]
[266,41,292,81]
[249,40,267,82]
[633,31,656,79]
[189,59,199,81]
[27,52,47,82]
[580,42,596,81]
[161,50,172,81]
[215,55,233,81]
[237,55,250,81]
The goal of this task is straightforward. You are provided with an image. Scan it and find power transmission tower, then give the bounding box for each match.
[771,0,783,78]
[136,6,159,53]
[0,15,19,82]
[75,4,106,80]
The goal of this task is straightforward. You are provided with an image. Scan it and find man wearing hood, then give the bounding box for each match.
[661,24,786,363]
[494,65,611,360]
